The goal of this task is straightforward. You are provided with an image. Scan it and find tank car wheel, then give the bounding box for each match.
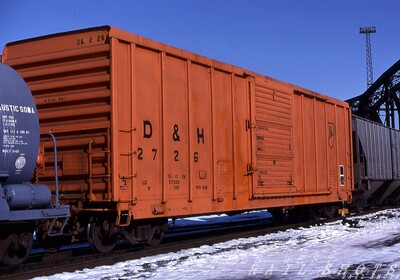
[147,225,164,246]
[42,235,64,253]
[1,232,33,267]
[87,218,116,253]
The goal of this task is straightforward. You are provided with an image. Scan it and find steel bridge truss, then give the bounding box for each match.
[347,60,400,129]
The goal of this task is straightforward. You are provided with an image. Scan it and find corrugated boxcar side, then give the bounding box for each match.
[291,89,352,203]
[2,26,353,223]
[2,27,113,204]
[249,78,352,206]
[109,31,253,218]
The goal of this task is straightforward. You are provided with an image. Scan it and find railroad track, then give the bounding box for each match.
[0,208,389,279]
[0,213,286,279]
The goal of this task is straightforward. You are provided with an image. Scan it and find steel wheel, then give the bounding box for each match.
[147,225,164,246]
[321,205,337,219]
[42,235,63,253]
[1,232,33,266]
[310,207,322,221]
[87,218,116,253]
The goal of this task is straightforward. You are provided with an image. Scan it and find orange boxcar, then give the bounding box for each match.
[2,26,353,244]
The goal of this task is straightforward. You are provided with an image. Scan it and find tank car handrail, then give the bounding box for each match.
[41,132,60,208]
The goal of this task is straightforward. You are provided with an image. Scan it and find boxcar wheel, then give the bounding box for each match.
[87,218,116,253]
[270,208,286,224]
[1,232,33,267]
[321,205,336,219]
[310,207,322,221]
[147,225,163,246]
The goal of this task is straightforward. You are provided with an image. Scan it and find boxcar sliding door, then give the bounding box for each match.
[249,78,295,199]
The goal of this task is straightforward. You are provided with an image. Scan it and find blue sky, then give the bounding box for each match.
[0,0,399,101]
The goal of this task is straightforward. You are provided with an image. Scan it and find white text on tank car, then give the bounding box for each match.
[0,104,36,114]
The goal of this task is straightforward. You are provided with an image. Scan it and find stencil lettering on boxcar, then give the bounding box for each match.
[136,148,158,160]
[197,128,205,144]
[143,120,153,138]
[194,128,206,163]
[44,97,64,104]
[137,120,158,161]
[173,124,180,142]
[76,34,106,46]
[152,148,157,160]
[137,148,143,160]
[168,174,181,190]
[328,122,335,149]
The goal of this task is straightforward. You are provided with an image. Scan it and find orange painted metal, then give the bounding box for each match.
[2,26,353,224]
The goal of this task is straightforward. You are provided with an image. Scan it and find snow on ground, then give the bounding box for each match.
[33,209,400,280]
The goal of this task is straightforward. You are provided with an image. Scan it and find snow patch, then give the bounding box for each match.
[33,209,400,279]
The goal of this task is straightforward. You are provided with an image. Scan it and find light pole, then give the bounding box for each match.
[359,26,376,88]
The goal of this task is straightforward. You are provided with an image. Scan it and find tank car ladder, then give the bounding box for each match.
[41,133,70,236]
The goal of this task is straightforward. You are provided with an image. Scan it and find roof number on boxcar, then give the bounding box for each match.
[76,34,106,46]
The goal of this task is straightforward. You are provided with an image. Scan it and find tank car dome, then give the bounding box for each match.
[0,64,40,184]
